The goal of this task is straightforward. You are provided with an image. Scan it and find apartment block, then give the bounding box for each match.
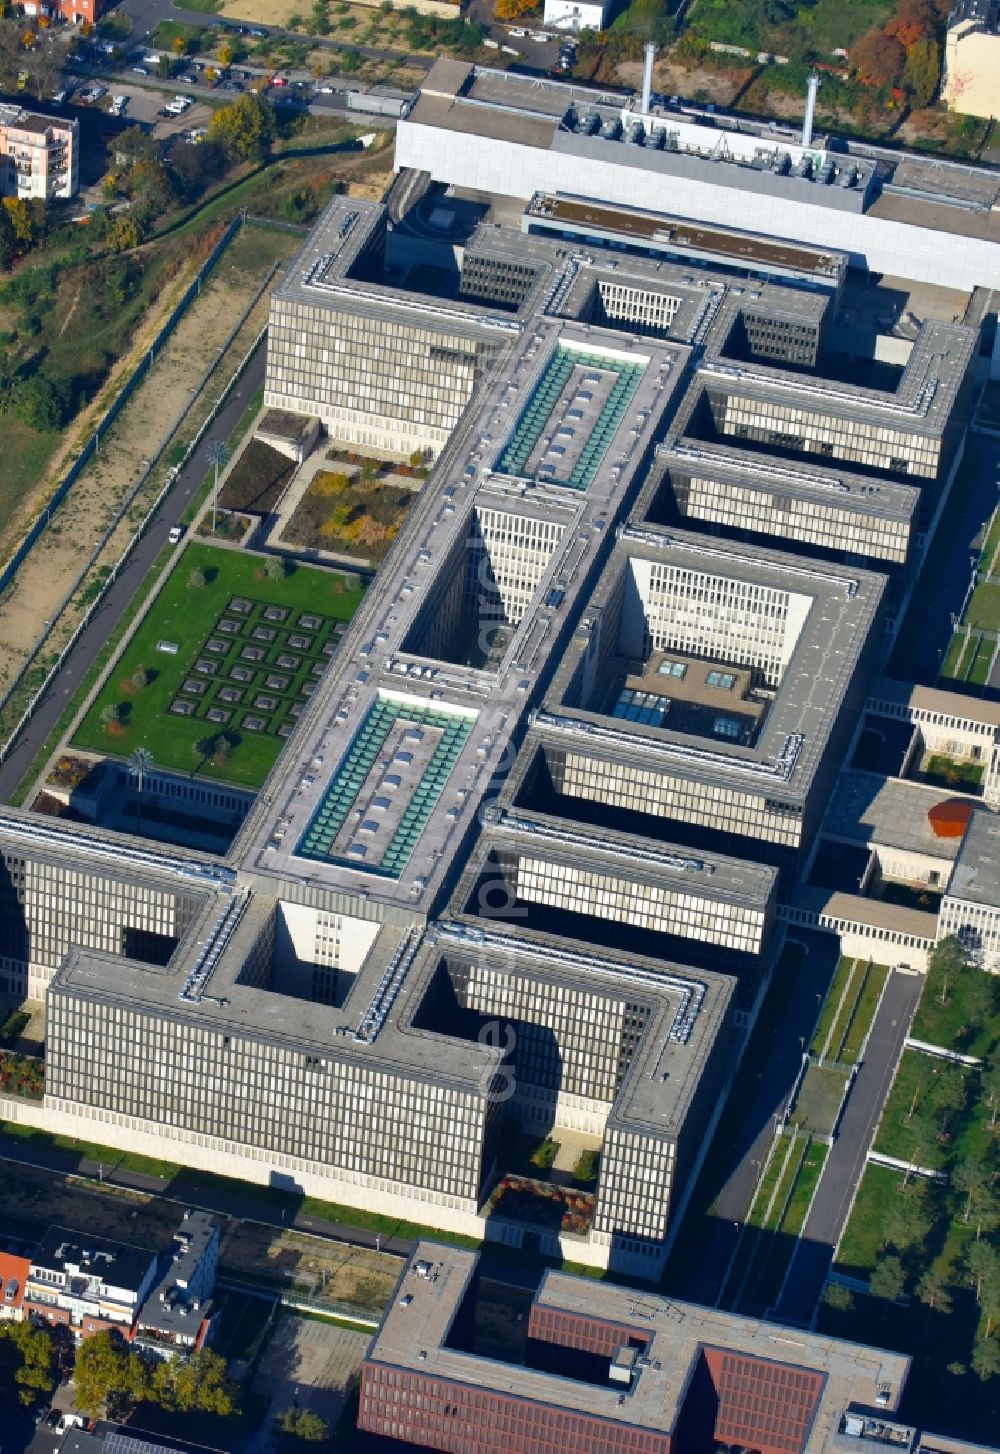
[0,103,78,201]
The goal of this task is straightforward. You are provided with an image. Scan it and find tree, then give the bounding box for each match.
[156,54,174,78]
[160,1350,236,1416]
[114,124,158,167]
[187,566,207,590]
[883,1182,932,1250]
[927,934,974,1007]
[916,1268,953,1314]
[0,203,14,272]
[208,92,274,161]
[983,1052,1000,1128]
[278,1406,330,1441]
[126,158,174,216]
[971,1335,1000,1381]
[821,1281,855,1311]
[2,196,33,247]
[902,36,941,110]
[264,554,287,581]
[15,373,66,431]
[107,214,141,253]
[171,34,187,56]
[933,1065,968,1137]
[850,28,907,88]
[218,41,233,67]
[100,703,122,730]
[130,667,149,690]
[0,1322,58,1405]
[967,1240,1000,1328]
[869,1254,906,1302]
[954,1156,993,1230]
[74,1330,149,1419]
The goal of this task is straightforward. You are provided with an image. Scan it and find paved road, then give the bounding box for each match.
[774,969,922,1325]
[0,345,266,806]
[0,1126,418,1260]
[667,931,839,1309]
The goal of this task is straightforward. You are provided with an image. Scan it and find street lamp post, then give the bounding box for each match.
[127,747,154,836]
[206,439,231,535]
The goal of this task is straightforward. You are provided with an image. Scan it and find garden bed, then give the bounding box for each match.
[280,464,416,563]
[220,440,297,514]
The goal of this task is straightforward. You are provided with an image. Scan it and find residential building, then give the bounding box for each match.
[943,0,1000,119]
[543,0,610,32]
[0,103,78,202]
[23,1226,158,1339]
[134,1210,219,1360]
[0,1250,29,1322]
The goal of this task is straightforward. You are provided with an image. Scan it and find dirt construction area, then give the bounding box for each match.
[0,224,300,698]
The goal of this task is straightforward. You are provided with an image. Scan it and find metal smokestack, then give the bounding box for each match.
[801,72,820,148]
[641,42,655,115]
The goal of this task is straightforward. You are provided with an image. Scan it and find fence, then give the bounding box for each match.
[0,212,246,615]
[0,324,268,774]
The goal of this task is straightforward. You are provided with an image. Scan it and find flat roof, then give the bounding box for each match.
[698,317,976,435]
[236,314,690,913]
[868,677,1000,728]
[541,527,884,806]
[655,440,918,525]
[945,809,1000,907]
[367,1242,910,1443]
[30,1226,154,1293]
[823,770,975,862]
[527,193,848,279]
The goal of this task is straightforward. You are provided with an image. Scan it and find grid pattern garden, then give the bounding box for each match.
[167,598,347,744]
[298,698,474,878]
[497,345,645,490]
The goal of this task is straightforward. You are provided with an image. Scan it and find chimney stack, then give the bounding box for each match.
[801,72,820,148]
[641,43,655,115]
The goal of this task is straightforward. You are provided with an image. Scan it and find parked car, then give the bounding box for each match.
[132,65,149,75]
[51,88,68,103]
[168,526,184,544]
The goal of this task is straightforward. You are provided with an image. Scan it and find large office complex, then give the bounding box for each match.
[360,1243,997,1454]
[0,97,992,1286]
[396,60,1000,292]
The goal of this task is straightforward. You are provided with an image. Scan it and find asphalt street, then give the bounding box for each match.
[0,344,267,806]
[774,968,922,1325]
[666,931,839,1309]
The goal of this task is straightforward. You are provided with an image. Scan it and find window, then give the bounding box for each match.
[713,717,742,739]
[706,670,737,690]
[656,659,687,680]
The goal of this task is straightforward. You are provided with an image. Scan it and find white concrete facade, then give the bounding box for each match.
[394,121,1000,292]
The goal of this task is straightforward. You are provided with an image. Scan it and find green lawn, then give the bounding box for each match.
[791,1065,848,1135]
[0,1119,181,1180]
[873,1049,970,1170]
[969,637,996,685]
[966,582,1000,634]
[841,962,890,1063]
[810,956,857,1057]
[686,0,893,52]
[911,974,998,1057]
[810,958,889,1065]
[72,544,365,789]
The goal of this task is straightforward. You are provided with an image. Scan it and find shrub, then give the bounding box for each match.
[530,1137,559,1171]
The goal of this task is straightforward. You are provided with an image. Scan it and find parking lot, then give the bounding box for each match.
[248,1314,370,1448]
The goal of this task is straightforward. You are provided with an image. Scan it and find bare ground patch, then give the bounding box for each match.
[0,228,298,698]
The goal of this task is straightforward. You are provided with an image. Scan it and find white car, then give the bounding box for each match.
[318,85,335,93]
[508,27,526,37]
[168,525,184,544]
[132,65,149,75]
